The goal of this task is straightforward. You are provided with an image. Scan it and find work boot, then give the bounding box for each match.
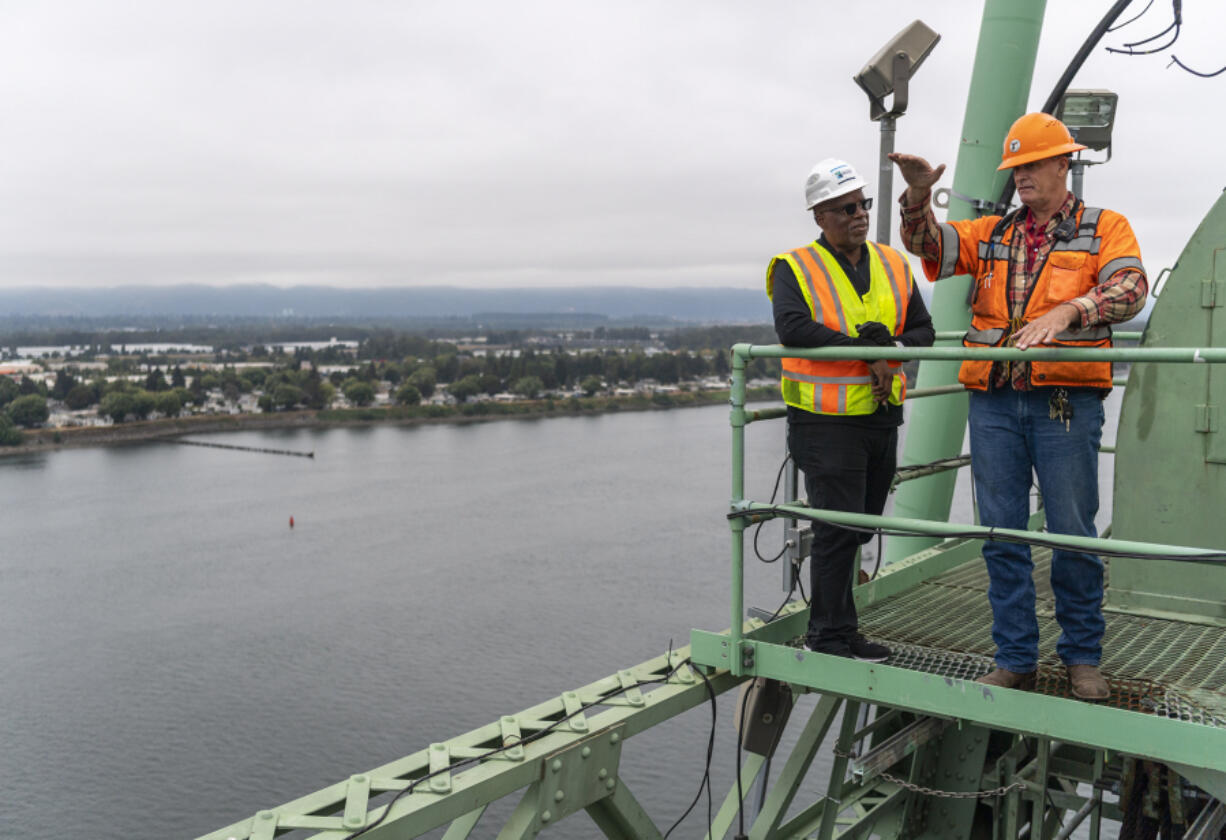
[975,668,1036,691]
[1067,665,1109,701]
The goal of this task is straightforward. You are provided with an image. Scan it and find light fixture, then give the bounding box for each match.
[852,19,940,245]
[853,20,941,121]
[1055,89,1118,152]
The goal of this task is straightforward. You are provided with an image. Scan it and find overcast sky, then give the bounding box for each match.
[2,1,1223,291]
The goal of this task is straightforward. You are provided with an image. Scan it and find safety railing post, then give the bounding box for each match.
[729,346,749,675]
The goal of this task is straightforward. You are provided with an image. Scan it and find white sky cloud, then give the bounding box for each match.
[1,1,1223,291]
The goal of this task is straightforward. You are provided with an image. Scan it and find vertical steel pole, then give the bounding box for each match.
[730,347,748,675]
[877,115,897,245]
[886,0,1048,563]
[1071,160,1085,199]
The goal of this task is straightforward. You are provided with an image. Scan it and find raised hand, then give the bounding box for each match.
[887,153,946,204]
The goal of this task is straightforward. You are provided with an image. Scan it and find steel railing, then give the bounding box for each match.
[724,342,1226,675]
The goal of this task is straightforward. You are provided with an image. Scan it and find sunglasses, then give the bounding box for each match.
[818,197,873,216]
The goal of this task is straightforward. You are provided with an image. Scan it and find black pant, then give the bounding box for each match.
[787,422,898,648]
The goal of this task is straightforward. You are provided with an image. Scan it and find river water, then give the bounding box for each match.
[0,398,1120,839]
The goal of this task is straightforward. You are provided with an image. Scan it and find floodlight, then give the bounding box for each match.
[852,19,940,245]
[854,20,941,121]
[1055,89,1118,152]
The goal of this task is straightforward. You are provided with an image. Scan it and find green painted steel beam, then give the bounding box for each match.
[890,0,1045,565]
[688,633,1226,774]
[194,648,743,840]
[818,703,861,840]
[497,785,545,840]
[441,806,486,840]
[747,694,843,840]
[584,779,664,840]
[733,502,1224,560]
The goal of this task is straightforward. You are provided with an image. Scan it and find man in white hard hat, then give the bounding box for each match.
[767,158,934,661]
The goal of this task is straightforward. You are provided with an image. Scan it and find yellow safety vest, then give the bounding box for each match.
[766,241,913,415]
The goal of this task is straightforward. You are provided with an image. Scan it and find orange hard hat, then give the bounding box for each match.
[997,112,1087,171]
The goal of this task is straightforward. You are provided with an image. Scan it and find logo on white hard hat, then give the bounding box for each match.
[832,165,853,184]
[1008,138,1021,153]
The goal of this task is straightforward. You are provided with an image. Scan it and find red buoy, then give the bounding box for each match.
[289,516,295,528]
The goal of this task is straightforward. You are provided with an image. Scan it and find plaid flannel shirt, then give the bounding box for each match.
[899,189,1148,389]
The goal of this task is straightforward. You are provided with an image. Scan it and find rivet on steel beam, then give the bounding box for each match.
[541,810,552,823]
[581,747,591,759]
[606,779,616,790]
[258,812,275,820]
[555,790,565,802]
[610,733,620,744]
[551,759,562,773]
[599,769,608,779]
[352,775,366,783]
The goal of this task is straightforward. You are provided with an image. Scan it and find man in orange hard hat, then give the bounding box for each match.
[889,113,1147,701]
[767,158,934,662]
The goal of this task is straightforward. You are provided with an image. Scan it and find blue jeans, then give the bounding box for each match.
[968,387,1105,672]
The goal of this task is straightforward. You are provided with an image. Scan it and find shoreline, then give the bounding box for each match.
[1,387,777,458]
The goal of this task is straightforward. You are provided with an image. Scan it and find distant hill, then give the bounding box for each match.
[0,285,771,325]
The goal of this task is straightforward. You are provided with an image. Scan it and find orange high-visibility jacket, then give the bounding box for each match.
[767,241,914,415]
[922,204,1144,390]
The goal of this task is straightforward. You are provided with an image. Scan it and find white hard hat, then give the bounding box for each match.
[804,158,868,210]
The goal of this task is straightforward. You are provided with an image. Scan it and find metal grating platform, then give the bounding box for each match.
[841,551,1226,725]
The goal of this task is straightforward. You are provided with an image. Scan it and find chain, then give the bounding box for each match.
[832,749,1029,800]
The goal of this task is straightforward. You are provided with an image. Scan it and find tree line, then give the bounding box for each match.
[1,327,782,442]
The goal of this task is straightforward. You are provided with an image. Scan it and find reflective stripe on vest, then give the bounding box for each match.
[937,223,960,279]
[768,241,912,415]
[977,241,1011,261]
[791,246,850,334]
[870,241,907,332]
[1052,236,1100,254]
[965,325,1112,345]
[1098,255,1144,284]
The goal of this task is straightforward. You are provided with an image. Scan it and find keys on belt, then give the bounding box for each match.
[1049,387,1073,431]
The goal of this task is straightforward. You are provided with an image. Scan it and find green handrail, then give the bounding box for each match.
[724,343,1226,675]
[732,502,1223,561]
[732,343,1226,363]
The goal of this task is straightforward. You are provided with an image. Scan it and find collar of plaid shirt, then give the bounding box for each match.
[999,191,1079,389]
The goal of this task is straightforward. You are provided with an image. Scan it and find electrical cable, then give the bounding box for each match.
[767,572,799,623]
[734,688,749,840]
[1168,55,1226,77]
[727,506,1226,564]
[341,653,708,839]
[1107,20,1180,54]
[752,454,792,564]
[870,530,884,581]
[662,664,719,839]
[1107,0,1180,52]
[1107,0,1155,31]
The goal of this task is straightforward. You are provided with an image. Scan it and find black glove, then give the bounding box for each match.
[855,321,894,347]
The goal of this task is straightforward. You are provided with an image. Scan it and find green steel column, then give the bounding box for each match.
[886,0,1047,562]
